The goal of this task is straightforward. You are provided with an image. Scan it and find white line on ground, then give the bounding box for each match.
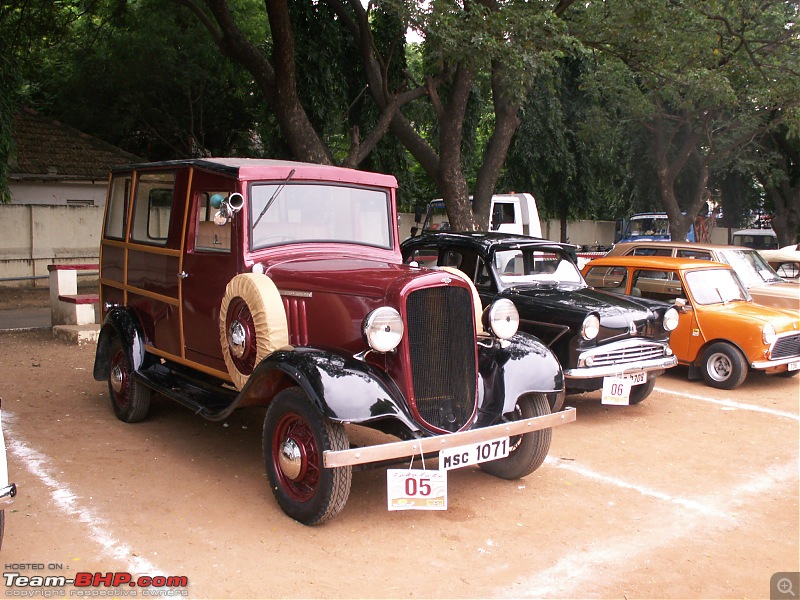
[544,456,727,517]
[654,386,799,421]
[6,426,163,576]
[502,458,799,598]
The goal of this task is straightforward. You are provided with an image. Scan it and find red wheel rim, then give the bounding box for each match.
[226,297,257,374]
[271,412,320,502]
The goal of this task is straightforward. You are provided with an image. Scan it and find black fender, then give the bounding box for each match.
[92,307,149,382]
[477,332,564,422]
[237,347,424,434]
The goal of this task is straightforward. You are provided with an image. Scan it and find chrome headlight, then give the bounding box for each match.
[762,323,777,346]
[485,299,519,340]
[581,314,600,340]
[663,307,680,332]
[363,307,404,353]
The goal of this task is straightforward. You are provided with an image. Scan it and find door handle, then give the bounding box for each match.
[178,271,189,279]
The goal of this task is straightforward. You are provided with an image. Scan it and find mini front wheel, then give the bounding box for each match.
[701,342,748,390]
[478,393,552,480]
[263,387,352,525]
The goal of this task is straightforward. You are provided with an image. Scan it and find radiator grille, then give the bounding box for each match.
[587,342,666,367]
[406,286,477,432]
[772,333,800,360]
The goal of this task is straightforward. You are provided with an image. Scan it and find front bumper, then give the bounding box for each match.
[565,339,677,379]
[751,355,800,370]
[323,407,576,468]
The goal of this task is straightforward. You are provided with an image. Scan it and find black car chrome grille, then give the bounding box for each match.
[772,333,800,360]
[587,342,666,367]
[406,286,477,432]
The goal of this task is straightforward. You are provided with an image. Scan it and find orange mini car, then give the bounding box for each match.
[583,256,800,389]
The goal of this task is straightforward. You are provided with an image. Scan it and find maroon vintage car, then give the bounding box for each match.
[92,158,573,525]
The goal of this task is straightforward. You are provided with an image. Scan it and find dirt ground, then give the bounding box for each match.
[0,287,798,599]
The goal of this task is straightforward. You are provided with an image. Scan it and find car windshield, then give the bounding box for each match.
[685,268,750,305]
[249,183,391,249]
[493,246,585,289]
[627,216,670,237]
[716,249,783,287]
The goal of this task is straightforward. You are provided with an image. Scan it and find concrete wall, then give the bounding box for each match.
[0,205,103,287]
[9,179,108,206]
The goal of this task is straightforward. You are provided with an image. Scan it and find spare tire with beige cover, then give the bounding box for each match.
[219,273,290,390]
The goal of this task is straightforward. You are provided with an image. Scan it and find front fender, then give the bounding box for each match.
[478,332,564,419]
[237,348,422,433]
[92,308,148,381]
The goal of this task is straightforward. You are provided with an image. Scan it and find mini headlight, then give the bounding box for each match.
[581,314,600,340]
[363,307,404,353]
[485,299,519,340]
[663,307,680,332]
[762,323,777,346]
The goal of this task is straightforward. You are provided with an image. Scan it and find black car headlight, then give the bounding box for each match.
[580,314,600,340]
[663,307,679,332]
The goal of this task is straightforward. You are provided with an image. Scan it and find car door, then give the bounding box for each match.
[180,169,239,374]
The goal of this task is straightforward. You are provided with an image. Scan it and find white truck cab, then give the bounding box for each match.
[414,193,542,237]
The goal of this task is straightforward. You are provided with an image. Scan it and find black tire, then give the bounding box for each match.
[263,387,352,525]
[629,377,656,405]
[701,342,748,390]
[108,338,151,423]
[549,389,566,412]
[478,393,552,480]
[778,368,800,378]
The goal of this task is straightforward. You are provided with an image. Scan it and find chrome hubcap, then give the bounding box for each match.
[278,438,303,480]
[228,320,247,358]
[708,352,732,381]
[110,364,124,393]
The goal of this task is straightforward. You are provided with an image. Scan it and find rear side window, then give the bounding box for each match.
[131,173,175,246]
[630,247,672,257]
[104,175,131,240]
[676,249,712,260]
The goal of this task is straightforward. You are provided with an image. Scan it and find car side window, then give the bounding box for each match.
[585,266,628,292]
[631,247,672,257]
[474,258,494,290]
[676,249,712,260]
[405,247,439,268]
[633,269,684,302]
[194,192,232,252]
[104,175,131,240]
[130,172,175,247]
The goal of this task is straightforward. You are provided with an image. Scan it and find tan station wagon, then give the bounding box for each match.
[606,241,800,310]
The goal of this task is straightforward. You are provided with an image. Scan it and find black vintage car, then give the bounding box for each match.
[402,232,679,408]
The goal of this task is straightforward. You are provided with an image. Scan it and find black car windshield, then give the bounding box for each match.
[493,247,585,289]
[716,248,784,287]
[249,183,391,250]
[685,268,751,305]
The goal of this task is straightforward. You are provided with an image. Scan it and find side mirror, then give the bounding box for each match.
[674,297,692,312]
[214,193,244,225]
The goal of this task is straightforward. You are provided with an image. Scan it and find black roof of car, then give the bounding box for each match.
[403,231,577,254]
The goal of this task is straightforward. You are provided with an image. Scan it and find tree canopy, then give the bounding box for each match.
[1,0,798,245]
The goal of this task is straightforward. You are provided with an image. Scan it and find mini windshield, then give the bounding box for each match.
[249,183,391,250]
[685,269,750,305]
[716,249,783,287]
[493,246,584,289]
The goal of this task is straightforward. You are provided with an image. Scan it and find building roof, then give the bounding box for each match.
[9,107,142,181]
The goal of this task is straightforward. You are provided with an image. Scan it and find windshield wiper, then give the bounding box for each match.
[253,168,296,228]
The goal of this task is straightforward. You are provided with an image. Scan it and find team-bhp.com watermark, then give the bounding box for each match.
[3,566,188,597]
